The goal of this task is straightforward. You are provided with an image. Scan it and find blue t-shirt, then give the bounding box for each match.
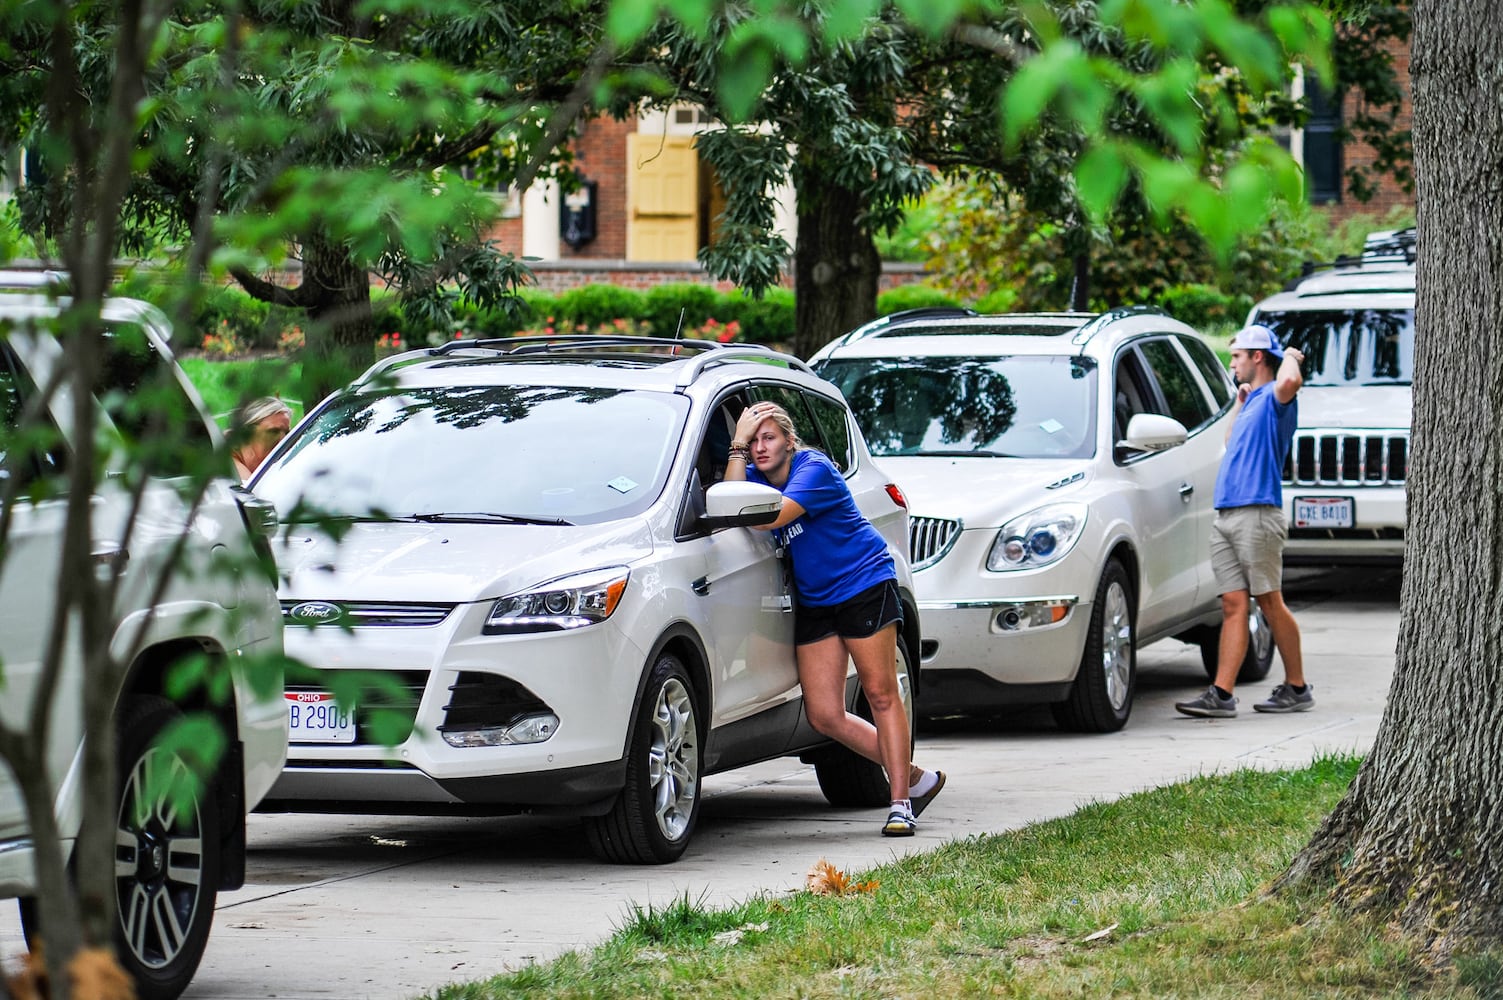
[1214,382,1297,510]
[747,449,895,607]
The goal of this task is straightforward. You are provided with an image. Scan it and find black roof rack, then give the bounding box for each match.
[431,334,740,356]
[1294,227,1416,284]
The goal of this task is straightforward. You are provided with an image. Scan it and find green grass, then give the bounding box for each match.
[426,757,1499,999]
[180,356,303,427]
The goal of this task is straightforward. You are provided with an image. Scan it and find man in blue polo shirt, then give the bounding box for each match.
[1177,325,1312,719]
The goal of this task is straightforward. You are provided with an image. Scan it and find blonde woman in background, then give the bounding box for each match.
[230,397,292,482]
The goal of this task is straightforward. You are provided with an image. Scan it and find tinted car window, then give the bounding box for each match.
[804,392,853,473]
[0,341,67,488]
[1178,334,1233,408]
[747,384,850,472]
[256,384,690,525]
[1137,339,1212,431]
[1255,308,1414,386]
[817,355,1097,460]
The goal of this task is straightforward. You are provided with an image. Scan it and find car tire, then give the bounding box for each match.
[813,640,917,808]
[1198,600,1275,684]
[585,653,701,865]
[1053,559,1135,733]
[20,696,221,1000]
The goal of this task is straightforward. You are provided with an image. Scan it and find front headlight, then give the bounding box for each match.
[986,503,1088,572]
[484,567,630,634]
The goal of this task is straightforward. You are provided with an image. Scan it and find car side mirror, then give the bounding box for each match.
[702,481,782,530]
[230,483,280,536]
[1122,413,1188,452]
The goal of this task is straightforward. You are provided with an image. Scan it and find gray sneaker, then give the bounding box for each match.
[1253,683,1315,713]
[1175,685,1238,718]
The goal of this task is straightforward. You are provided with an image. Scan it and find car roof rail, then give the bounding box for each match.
[351,335,813,389]
[1069,305,1170,346]
[429,334,730,356]
[672,345,813,388]
[1294,227,1416,283]
[0,268,71,292]
[827,306,980,348]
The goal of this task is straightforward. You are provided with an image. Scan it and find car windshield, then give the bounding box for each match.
[255,383,689,524]
[814,355,1097,459]
[1255,308,1414,386]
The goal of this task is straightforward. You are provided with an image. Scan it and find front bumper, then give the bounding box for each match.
[262,601,646,812]
[1282,486,1405,563]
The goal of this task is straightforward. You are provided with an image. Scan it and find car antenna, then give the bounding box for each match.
[672,308,686,356]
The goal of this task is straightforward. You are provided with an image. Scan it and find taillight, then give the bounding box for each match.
[884,483,908,509]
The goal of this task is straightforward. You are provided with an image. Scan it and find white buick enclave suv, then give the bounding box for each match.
[811,307,1273,731]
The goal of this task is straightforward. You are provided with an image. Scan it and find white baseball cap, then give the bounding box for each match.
[1228,324,1285,360]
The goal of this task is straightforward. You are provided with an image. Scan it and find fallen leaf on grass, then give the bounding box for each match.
[711,922,769,947]
[1081,923,1119,943]
[806,859,879,896]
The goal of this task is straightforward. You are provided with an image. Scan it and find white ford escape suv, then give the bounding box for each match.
[1246,228,1414,563]
[0,275,286,1000]
[250,336,919,864]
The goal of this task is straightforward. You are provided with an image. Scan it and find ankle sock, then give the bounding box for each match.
[1290,684,1308,694]
[911,769,938,797]
[1213,686,1234,700]
[891,799,913,816]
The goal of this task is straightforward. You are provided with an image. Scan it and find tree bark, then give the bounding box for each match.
[792,182,881,360]
[232,232,376,406]
[1275,0,1503,955]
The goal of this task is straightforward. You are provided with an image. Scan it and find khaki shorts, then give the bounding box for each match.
[1210,505,1287,596]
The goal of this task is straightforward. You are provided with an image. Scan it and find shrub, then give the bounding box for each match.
[876,283,961,316]
[725,287,795,344]
[200,321,245,358]
[556,283,647,329]
[1157,284,1256,331]
[643,282,720,335]
[974,287,1019,313]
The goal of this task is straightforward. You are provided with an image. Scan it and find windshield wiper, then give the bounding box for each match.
[909,449,1016,458]
[401,512,575,526]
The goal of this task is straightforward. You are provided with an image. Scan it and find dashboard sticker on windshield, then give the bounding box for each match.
[607,476,638,494]
[1040,418,1064,434]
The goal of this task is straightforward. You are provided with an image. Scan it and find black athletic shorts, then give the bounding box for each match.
[794,578,903,646]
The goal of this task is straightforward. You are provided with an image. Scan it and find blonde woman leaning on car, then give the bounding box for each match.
[725,401,945,837]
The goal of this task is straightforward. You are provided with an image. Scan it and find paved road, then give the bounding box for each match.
[2,566,1401,999]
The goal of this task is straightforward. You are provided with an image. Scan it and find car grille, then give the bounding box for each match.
[909,516,962,569]
[1283,430,1408,487]
[281,601,455,627]
[287,669,427,746]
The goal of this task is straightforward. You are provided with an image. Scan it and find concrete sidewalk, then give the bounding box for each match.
[1,572,1399,999]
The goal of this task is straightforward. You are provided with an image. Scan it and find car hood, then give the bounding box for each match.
[1296,385,1411,430]
[274,520,655,604]
[877,456,1093,530]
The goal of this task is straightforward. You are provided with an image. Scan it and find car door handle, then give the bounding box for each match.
[92,545,129,577]
[1178,482,1194,500]
[691,576,710,596]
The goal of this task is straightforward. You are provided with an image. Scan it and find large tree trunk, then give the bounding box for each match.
[1275,0,1503,954]
[792,182,881,360]
[298,234,376,407]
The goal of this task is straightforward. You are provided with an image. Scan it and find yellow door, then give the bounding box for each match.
[627,133,699,261]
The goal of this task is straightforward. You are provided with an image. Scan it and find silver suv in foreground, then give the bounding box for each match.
[251,336,918,864]
[0,276,286,1000]
[1247,228,1414,563]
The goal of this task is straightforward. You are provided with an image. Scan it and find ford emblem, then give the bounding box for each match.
[288,600,343,624]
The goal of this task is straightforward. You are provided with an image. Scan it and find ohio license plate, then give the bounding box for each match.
[286,691,357,744]
[1293,496,1354,529]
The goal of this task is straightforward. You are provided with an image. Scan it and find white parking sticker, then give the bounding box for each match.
[607,476,638,493]
[1040,418,1064,434]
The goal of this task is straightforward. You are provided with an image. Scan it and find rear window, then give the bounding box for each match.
[1253,308,1414,386]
